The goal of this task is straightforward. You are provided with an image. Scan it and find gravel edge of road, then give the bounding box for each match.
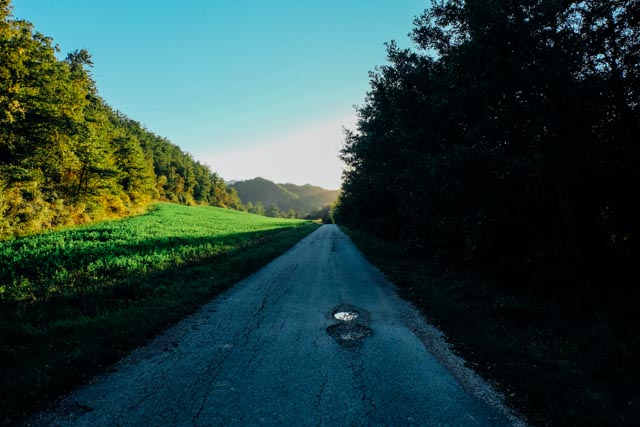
[348,247,529,427]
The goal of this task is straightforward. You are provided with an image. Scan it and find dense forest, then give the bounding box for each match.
[0,1,240,239]
[336,0,639,303]
[231,177,338,219]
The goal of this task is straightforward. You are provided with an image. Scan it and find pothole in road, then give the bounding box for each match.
[327,323,373,348]
[334,311,359,321]
[327,304,372,348]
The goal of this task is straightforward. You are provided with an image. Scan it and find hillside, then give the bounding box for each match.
[0,4,239,240]
[231,177,339,217]
[280,183,339,207]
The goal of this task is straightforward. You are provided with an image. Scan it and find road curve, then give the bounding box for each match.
[30,225,523,426]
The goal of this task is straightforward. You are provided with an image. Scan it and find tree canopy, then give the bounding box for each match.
[0,1,239,238]
[336,0,639,299]
[231,177,338,218]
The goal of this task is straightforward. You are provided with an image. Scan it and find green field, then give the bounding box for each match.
[0,203,319,424]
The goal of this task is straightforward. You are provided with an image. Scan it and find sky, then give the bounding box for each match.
[11,0,427,189]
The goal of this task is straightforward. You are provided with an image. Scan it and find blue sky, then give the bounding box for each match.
[11,0,427,189]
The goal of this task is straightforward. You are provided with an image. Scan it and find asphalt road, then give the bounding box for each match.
[31,225,522,426]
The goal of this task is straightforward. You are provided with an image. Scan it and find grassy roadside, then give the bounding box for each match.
[0,204,319,425]
[342,226,640,426]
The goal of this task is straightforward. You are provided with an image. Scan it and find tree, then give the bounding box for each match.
[336,0,640,298]
[1,2,88,233]
[110,132,156,205]
[250,201,265,216]
[0,0,243,237]
[285,208,297,219]
[266,204,281,218]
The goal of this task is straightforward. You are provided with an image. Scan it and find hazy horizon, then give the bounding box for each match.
[11,0,427,190]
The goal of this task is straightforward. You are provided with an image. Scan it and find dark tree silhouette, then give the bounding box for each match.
[336,0,640,300]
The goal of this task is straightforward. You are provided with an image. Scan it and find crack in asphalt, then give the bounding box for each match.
[28,225,524,427]
[313,372,329,427]
[347,352,379,423]
[190,342,236,426]
[192,265,296,426]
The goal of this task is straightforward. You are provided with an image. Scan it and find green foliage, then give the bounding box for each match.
[337,2,640,423]
[0,203,317,424]
[265,203,281,218]
[231,177,339,218]
[0,203,307,302]
[337,0,640,299]
[0,2,240,239]
[304,204,334,224]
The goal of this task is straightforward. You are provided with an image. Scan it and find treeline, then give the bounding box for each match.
[0,1,239,239]
[336,0,639,301]
[231,177,338,219]
[238,201,331,222]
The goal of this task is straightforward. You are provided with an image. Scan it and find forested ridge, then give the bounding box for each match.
[337,0,639,302]
[231,177,339,219]
[0,0,239,239]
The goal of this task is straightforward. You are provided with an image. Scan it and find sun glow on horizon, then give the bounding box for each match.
[200,113,357,190]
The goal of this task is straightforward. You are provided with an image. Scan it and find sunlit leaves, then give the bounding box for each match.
[1,1,241,238]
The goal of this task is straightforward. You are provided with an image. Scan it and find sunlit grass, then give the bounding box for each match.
[0,203,319,424]
[0,203,306,301]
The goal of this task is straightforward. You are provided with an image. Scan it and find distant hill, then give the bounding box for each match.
[230,177,339,217]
